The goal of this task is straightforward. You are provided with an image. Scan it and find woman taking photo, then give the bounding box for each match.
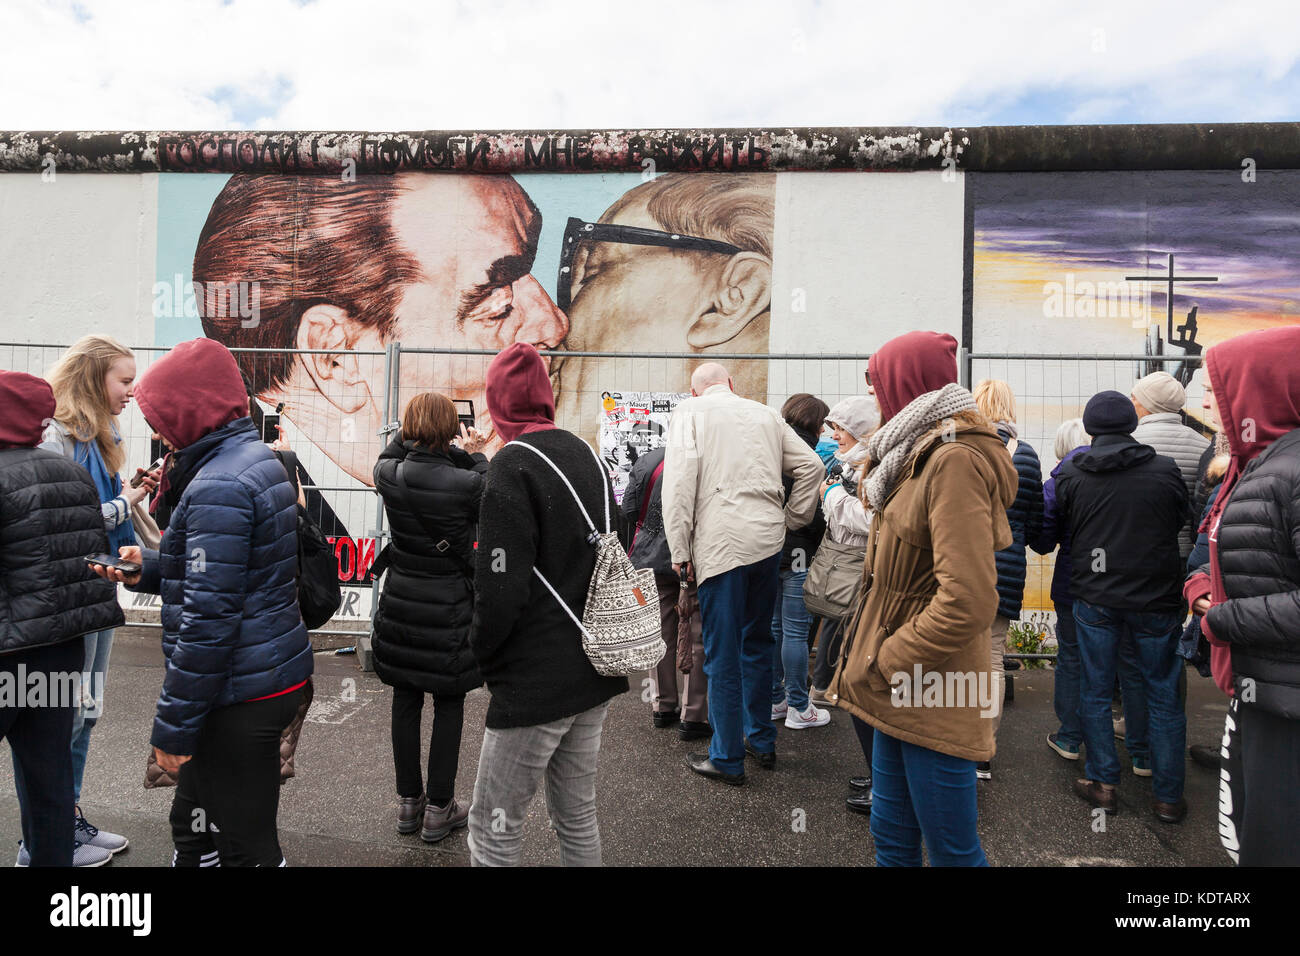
[32,334,156,864]
[372,393,488,843]
[830,331,1016,867]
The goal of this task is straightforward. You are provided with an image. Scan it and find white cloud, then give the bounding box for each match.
[1,0,1297,129]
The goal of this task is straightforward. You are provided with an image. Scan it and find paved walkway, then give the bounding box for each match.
[0,627,1232,866]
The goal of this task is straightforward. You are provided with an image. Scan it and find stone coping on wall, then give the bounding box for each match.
[2,124,1298,174]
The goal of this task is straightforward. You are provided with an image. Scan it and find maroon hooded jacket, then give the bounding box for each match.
[1187,325,1300,695]
[867,330,960,423]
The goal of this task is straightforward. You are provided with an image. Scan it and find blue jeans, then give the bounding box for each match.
[1117,628,1150,761]
[870,729,987,867]
[1074,601,1186,803]
[771,568,812,712]
[71,628,114,803]
[1052,601,1083,747]
[696,553,781,775]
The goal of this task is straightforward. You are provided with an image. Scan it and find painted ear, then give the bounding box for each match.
[295,304,369,414]
[686,252,772,349]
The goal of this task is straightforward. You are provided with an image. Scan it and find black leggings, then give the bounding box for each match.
[391,687,465,806]
[170,687,304,867]
[851,714,875,774]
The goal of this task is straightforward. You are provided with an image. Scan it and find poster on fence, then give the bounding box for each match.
[598,390,689,503]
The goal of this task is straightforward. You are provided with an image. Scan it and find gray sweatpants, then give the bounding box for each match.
[468,700,609,867]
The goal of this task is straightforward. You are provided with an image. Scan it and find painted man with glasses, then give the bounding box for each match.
[553,174,776,439]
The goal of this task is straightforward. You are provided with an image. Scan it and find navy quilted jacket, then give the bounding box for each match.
[993,427,1044,619]
[131,419,313,754]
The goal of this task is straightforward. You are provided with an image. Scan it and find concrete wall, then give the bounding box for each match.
[2,125,1298,612]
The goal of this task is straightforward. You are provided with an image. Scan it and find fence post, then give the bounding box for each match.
[958,346,971,389]
[362,340,400,672]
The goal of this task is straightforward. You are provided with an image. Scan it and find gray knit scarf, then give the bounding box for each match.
[864,383,979,511]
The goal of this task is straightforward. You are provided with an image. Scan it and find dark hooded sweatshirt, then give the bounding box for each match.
[1191,326,1300,713]
[1056,433,1189,613]
[127,338,312,755]
[0,372,124,654]
[471,344,629,728]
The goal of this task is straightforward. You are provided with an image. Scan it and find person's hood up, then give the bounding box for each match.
[867,331,958,424]
[1204,326,1300,465]
[825,396,881,443]
[1071,433,1156,474]
[485,343,556,444]
[134,338,249,450]
[0,371,56,450]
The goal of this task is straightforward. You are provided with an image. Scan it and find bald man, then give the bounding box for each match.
[661,364,823,785]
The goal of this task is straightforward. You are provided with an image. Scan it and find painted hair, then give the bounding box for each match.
[46,334,134,475]
[599,173,775,259]
[194,174,425,394]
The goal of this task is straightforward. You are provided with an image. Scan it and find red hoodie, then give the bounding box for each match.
[133,338,249,451]
[0,372,56,450]
[485,343,556,444]
[1186,325,1300,695]
[867,330,959,424]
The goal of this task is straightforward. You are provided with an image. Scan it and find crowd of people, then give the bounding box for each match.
[2,324,1297,868]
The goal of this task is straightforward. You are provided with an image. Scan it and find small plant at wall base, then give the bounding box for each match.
[1006,612,1052,670]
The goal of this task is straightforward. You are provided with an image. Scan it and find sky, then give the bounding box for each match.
[2,0,1299,129]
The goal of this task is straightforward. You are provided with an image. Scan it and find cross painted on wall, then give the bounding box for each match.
[1124,252,1219,348]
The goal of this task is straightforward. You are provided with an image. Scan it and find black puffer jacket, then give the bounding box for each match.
[0,448,125,654]
[1204,427,1300,717]
[1056,433,1189,613]
[780,426,826,571]
[622,447,671,575]
[372,438,487,696]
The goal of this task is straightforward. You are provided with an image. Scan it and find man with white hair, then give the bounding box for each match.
[662,363,823,786]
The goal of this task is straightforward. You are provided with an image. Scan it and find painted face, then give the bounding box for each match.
[563,199,717,357]
[104,355,136,416]
[386,176,568,455]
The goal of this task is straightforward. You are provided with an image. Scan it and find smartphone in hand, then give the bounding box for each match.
[86,553,142,575]
[129,456,167,488]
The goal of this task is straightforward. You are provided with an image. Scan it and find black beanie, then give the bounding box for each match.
[1083,390,1139,437]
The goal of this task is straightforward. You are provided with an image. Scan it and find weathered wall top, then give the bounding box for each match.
[2,124,1297,174]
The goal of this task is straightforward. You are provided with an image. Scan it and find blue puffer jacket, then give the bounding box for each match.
[133,419,313,754]
[993,427,1044,619]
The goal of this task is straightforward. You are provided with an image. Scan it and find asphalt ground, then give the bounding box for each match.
[0,626,1233,868]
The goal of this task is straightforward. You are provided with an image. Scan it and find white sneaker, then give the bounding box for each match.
[771,699,789,721]
[74,806,129,855]
[785,703,831,729]
[15,840,112,867]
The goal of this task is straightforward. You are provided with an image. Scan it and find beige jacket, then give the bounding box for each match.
[662,384,824,585]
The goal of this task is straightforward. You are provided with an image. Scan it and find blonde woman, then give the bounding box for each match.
[971,379,1043,781]
[29,335,157,864]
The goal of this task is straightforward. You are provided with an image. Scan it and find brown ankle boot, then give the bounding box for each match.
[397,794,427,834]
[421,797,470,843]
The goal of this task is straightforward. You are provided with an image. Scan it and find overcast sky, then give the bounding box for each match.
[3,0,1298,129]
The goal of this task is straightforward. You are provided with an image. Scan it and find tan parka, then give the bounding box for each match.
[828,411,1017,762]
